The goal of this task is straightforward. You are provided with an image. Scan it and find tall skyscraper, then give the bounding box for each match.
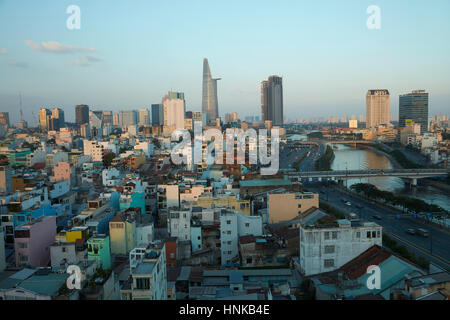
[138,108,150,126]
[366,90,390,129]
[75,105,90,125]
[399,90,429,134]
[118,110,138,128]
[202,58,220,125]
[163,91,185,131]
[51,108,65,130]
[261,75,283,126]
[151,104,164,126]
[103,110,113,127]
[39,108,51,130]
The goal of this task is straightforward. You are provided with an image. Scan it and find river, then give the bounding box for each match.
[330,144,450,211]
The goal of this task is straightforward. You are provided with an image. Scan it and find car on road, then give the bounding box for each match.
[372,215,382,220]
[405,228,416,235]
[417,228,429,237]
[345,201,351,206]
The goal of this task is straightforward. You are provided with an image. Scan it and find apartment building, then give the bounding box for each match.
[268,192,319,223]
[299,215,382,276]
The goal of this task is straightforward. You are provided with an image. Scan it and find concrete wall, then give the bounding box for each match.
[268,193,319,224]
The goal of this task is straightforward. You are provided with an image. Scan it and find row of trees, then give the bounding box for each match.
[315,145,335,171]
[350,183,446,214]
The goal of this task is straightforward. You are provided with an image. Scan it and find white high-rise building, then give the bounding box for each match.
[163,91,185,133]
[366,89,390,128]
[138,108,150,126]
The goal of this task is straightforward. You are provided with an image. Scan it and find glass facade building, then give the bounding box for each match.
[399,90,429,133]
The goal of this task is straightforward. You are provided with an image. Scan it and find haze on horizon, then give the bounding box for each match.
[0,0,449,125]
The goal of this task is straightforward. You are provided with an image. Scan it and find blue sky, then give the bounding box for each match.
[1,0,449,125]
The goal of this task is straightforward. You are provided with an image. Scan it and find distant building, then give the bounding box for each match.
[0,112,10,127]
[349,119,358,129]
[366,89,390,128]
[163,91,185,133]
[51,107,65,130]
[202,58,220,125]
[399,90,429,134]
[138,108,150,126]
[151,104,164,126]
[118,110,138,128]
[261,75,283,126]
[75,104,90,125]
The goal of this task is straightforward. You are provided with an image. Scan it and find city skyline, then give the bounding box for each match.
[1,1,449,124]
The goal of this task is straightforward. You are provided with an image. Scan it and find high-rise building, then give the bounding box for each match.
[138,108,150,126]
[399,90,429,134]
[202,58,220,125]
[118,110,138,128]
[39,108,51,130]
[103,110,113,127]
[225,112,238,123]
[261,76,283,126]
[366,90,390,128]
[151,104,164,126]
[0,112,10,127]
[75,105,90,125]
[51,108,65,130]
[163,91,185,132]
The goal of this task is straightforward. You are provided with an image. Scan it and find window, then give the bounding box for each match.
[62,247,67,253]
[246,258,252,264]
[170,253,175,259]
[377,231,381,238]
[332,231,338,240]
[136,277,150,290]
[18,243,27,249]
[367,231,371,239]
[226,220,231,225]
[245,223,250,228]
[372,231,377,238]
[324,259,334,268]
[324,245,335,254]
[324,232,330,240]
[298,204,302,208]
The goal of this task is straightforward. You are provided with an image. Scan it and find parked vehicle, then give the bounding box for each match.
[405,228,416,235]
[345,202,351,206]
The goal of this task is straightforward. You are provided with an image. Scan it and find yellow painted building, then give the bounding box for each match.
[109,213,136,255]
[55,226,89,243]
[196,193,251,215]
[268,192,319,224]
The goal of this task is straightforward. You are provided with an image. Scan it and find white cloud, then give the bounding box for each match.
[0,48,7,55]
[69,55,102,67]
[7,60,29,68]
[25,40,95,54]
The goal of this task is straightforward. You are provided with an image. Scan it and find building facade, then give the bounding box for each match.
[261,75,283,126]
[202,58,220,125]
[399,90,429,134]
[366,89,390,128]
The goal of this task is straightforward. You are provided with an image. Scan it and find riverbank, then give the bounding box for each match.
[315,145,335,171]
